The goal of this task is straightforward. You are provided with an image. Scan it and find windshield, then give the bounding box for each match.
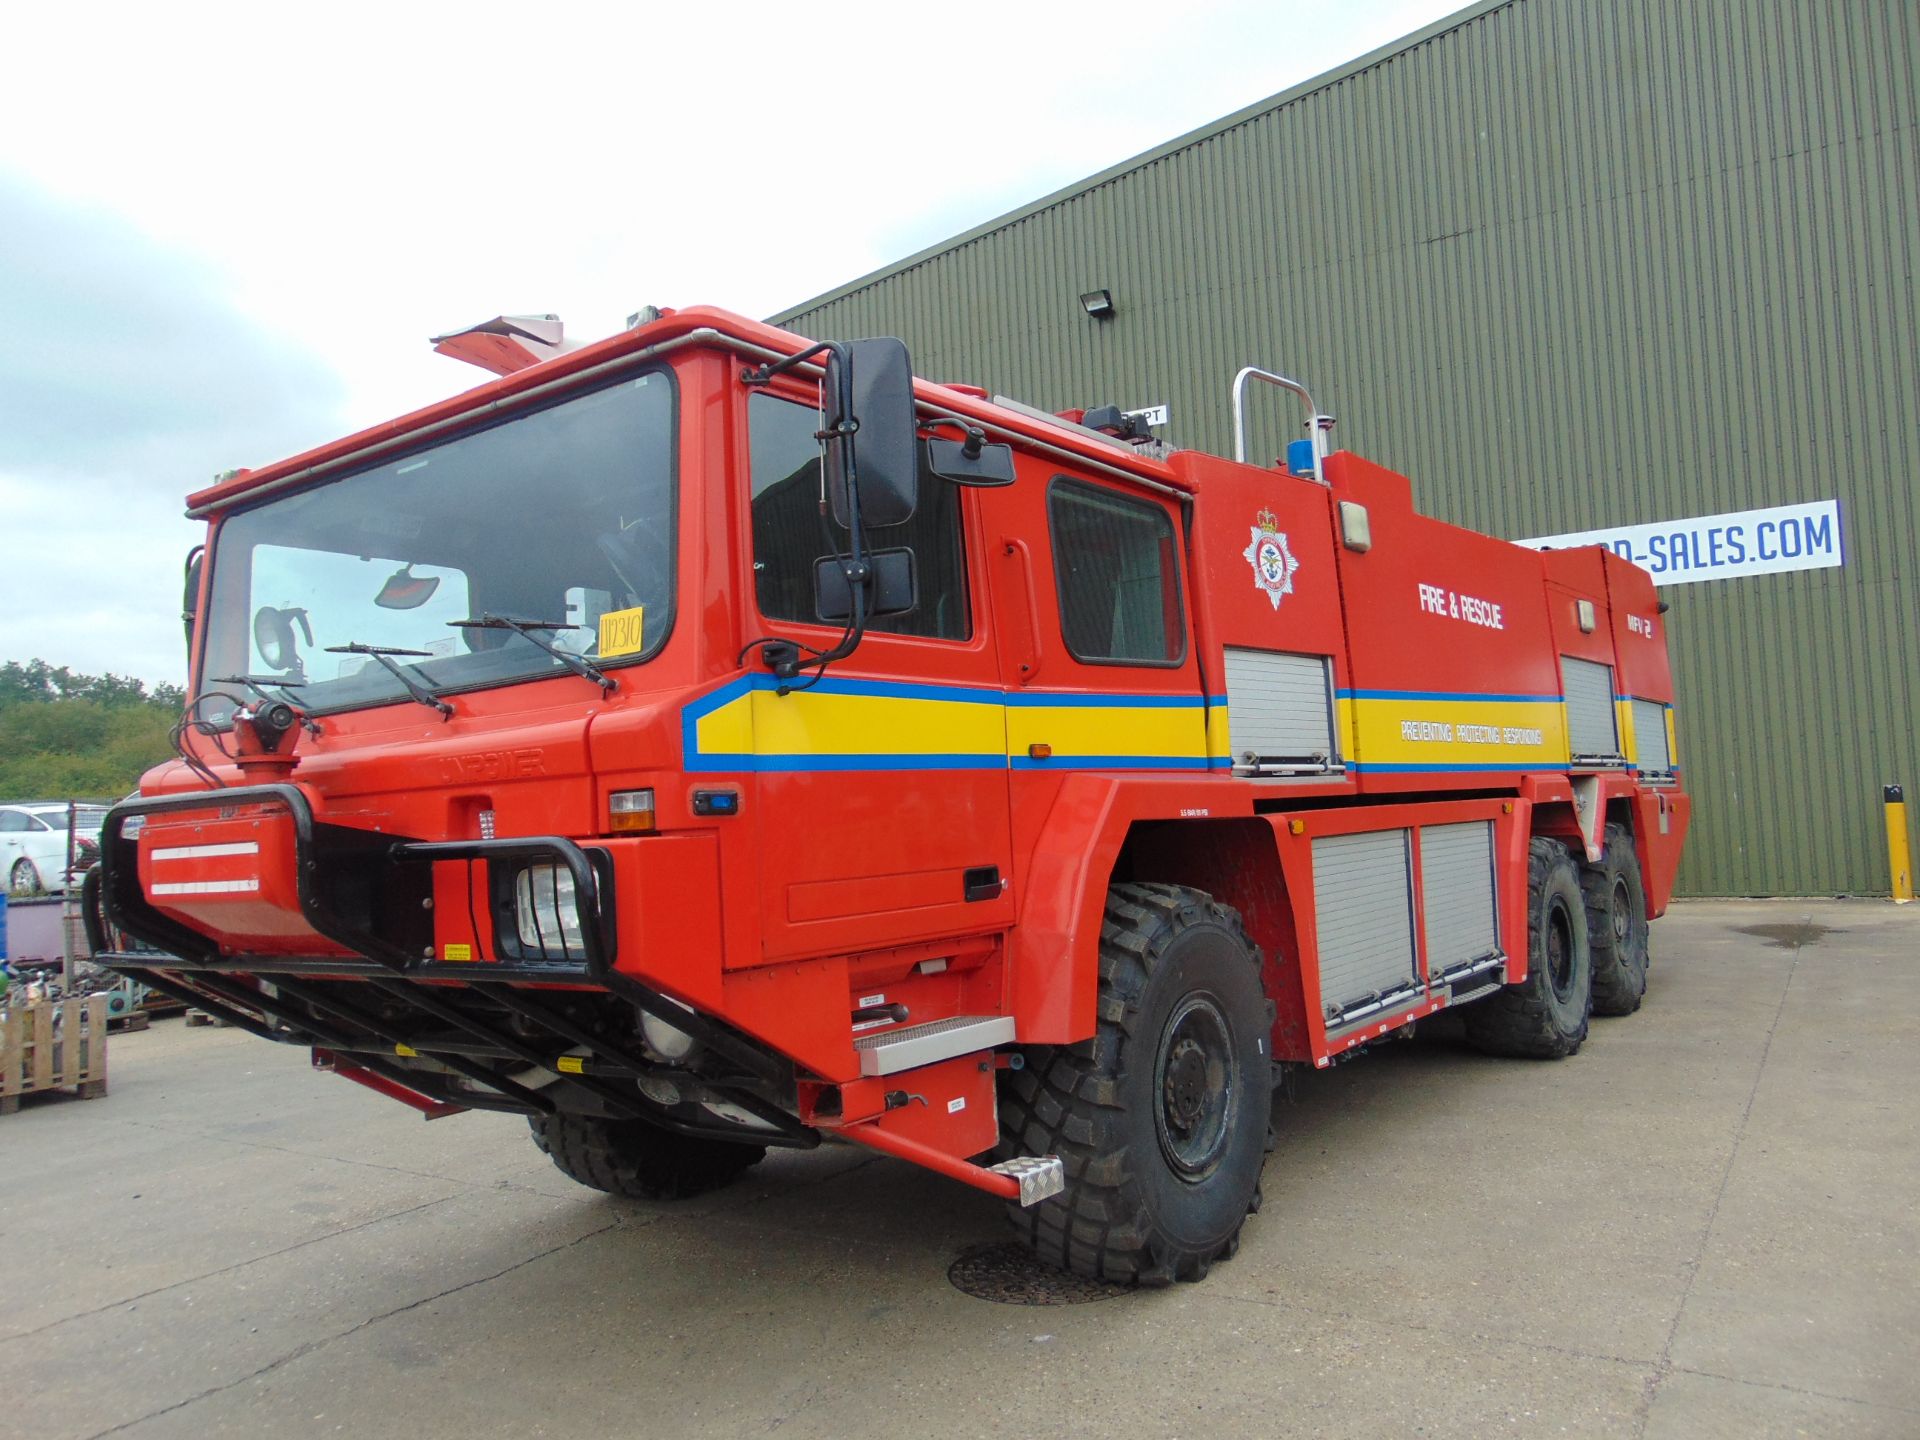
[199,371,675,718]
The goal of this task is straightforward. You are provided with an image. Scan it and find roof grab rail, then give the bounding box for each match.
[1231,366,1335,486]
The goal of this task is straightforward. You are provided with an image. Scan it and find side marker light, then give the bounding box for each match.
[609,789,655,833]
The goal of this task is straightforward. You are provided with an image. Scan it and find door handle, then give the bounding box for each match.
[963,865,1005,902]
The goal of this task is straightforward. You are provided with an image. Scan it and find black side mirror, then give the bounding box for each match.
[814,548,917,621]
[924,436,1016,486]
[824,337,918,530]
[182,546,205,653]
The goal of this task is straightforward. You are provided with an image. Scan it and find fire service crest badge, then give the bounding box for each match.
[1243,509,1300,610]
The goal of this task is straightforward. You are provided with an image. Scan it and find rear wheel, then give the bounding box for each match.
[1463,838,1591,1058]
[998,883,1274,1286]
[529,1112,765,1200]
[1584,823,1650,1016]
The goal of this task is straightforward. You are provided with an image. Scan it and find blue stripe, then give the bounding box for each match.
[691,672,1208,711]
[1337,687,1564,704]
[696,752,1009,773]
[680,673,1219,774]
[689,752,1225,775]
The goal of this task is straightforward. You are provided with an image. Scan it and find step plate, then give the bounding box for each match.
[854,1014,1016,1077]
[988,1154,1066,1207]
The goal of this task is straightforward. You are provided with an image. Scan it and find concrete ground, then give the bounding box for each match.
[2,900,1915,1440]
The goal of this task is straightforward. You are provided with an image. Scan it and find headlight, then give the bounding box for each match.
[514,864,585,954]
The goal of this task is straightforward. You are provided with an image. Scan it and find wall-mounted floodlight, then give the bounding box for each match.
[1079,289,1116,320]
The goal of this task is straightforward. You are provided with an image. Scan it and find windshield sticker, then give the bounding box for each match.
[1243,508,1300,610]
[599,605,646,658]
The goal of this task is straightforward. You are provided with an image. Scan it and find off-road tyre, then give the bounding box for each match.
[1463,838,1591,1058]
[529,1113,765,1200]
[1583,822,1650,1016]
[998,882,1275,1286]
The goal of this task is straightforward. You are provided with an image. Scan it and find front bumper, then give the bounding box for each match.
[86,783,813,1146]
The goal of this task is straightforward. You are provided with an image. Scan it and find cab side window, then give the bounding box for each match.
[1048,477,1186,665]
[748,393,970,640]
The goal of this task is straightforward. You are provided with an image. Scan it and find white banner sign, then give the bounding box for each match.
[1518,499,1843,585]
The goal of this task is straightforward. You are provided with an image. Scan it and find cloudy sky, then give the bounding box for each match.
[0,0,1459,687]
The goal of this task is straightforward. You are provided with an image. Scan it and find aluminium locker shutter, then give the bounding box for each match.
[1222,648,1337,770]
[1420,821,1499,977]
[1311,829,1418,1014]
[1561,657,1620,759]
[1631,699,1672,775]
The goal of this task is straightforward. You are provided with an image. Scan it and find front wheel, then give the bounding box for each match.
[1463,838,1592,1058]
[529,1112,765,1200]
[998,883,1274,1286]
[8,858,41,897]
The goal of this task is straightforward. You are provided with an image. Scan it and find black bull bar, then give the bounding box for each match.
[85,784,814,1146]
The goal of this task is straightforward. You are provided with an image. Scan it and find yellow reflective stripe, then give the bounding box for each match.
[692,684,1211,768]
[1344,696,1568,769]
[1005,702,1204,761]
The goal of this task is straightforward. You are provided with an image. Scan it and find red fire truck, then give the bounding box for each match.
[90,306,1688,1285]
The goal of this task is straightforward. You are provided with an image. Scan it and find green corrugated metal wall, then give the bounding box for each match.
[773,0,1919,897]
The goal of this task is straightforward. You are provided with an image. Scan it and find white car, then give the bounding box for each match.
[1,802,110,896]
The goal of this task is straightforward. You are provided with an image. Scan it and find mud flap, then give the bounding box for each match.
[1570,775,1604,863]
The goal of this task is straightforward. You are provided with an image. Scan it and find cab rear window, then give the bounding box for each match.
[1047,478,1186,666]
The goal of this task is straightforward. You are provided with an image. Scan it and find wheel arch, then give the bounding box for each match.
[1005,777,1298,1050]
[1006,771,1305,1052]
[1115,820,1311,1062]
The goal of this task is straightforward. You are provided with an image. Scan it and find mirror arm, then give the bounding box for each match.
[741,340,841,390]
[918,415,986,458]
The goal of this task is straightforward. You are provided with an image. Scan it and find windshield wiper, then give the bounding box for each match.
[212,675,322,736]
[448,615,617,695]
[322,643,454,718]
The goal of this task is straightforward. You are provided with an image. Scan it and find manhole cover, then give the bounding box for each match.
[946,1243,1131,1305]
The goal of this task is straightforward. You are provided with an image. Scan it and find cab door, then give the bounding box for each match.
[729,387,1014,964]
[974,456,1212,883]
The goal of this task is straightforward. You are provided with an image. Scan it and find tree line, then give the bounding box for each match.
[0,660,184,802]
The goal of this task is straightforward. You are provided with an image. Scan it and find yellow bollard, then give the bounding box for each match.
[1888,784,1915,904]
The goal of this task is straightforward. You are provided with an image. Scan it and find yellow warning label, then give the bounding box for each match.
[598,606,646,658]
[556,1055,585,1075]
[443,943,473,962]
[395,1043,418,1057]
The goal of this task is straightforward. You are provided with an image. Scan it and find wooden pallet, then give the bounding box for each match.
[1,996,110,1114]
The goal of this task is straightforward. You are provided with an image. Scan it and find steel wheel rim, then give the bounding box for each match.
[1547,900,1577,1001]
[1154,992,1236,1182]
[1611,877,1633,949]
